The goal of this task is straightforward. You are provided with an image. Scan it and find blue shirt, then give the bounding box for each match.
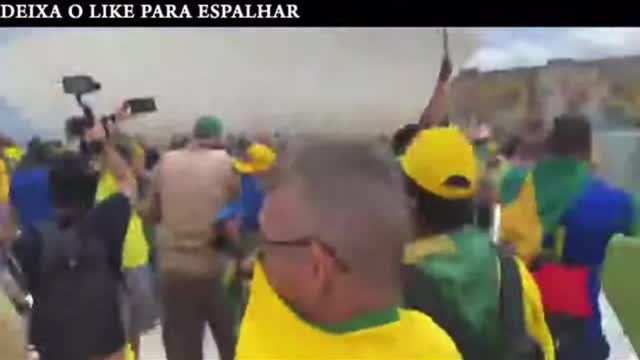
[9,167,54,226]
[238,175,265,231]
[216,200,242,224]
[542,177,638,343]
[215,175,265,232]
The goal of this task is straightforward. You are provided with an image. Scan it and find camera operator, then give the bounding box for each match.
[94,106,157,360]
[11,121,131,360]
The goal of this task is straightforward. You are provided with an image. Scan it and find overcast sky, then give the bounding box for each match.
[467,28,640,70]
[2,27,640,140]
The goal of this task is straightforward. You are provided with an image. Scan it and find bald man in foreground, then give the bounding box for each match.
[235,140,461,360]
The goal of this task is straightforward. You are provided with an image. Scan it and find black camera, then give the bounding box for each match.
[65,114,116,139]
[62,75,101,96]
[62,75,157,140]
[63,75,103,140]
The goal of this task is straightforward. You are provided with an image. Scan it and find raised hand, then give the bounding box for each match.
[438,54,453,83]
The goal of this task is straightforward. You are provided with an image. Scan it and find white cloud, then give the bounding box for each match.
[564,28,640,58]
[0,28,479,137]
[466,40,553,71]
[467,27,640,71]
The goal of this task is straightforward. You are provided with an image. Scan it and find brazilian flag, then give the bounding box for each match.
[499,157,590,264]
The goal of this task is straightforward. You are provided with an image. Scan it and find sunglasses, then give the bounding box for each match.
[257,235,350,273]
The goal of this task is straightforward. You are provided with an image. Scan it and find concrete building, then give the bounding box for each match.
[451,55,640,135]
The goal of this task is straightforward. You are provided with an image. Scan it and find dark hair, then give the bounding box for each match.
[500,135,521,159]
[547,114,592,158]
[392,124,420,156]
[145,147,160,170]
[48,151,98,212]
[404,175,473,234]
[17,139,59,170]
[170,134,190,150]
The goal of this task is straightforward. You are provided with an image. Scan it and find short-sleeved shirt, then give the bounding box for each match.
[153,146,240,276]
[236,262,461,360]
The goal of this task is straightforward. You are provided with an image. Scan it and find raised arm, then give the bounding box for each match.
[418,54,453,129]
[86,106,137,201]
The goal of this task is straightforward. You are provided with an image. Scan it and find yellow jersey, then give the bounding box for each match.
[236,262,461,360]
[95,171,149,269]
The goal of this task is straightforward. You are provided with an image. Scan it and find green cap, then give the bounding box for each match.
[193,116,223,139]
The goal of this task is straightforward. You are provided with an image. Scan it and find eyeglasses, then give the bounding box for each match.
[257,235,350,273]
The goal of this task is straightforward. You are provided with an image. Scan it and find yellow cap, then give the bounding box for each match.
[401,126,478,199]
[233,143,277,174]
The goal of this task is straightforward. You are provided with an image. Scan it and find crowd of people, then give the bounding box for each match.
[0,53,638,360]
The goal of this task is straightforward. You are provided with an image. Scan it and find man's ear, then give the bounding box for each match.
[309,242,337,293]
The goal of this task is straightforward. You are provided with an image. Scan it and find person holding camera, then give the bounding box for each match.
[11,122,131,360]
[93,108,158,360]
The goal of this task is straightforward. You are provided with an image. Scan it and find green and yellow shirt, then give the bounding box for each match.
[236,262,461,360]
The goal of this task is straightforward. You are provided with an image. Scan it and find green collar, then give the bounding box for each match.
[313,307,400,334]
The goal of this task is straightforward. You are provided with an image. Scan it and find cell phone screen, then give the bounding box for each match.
[126,98,157,114]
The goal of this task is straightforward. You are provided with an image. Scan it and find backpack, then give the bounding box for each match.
[403,246,543,360]
[29,220,123,358]
[498,252,544,360]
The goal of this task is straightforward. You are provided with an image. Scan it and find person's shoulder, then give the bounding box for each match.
[500,165,530,204]
[397,308,462,359]
[207,148,233,160]
[577,176,632,213]
[588,176,629,196]
[158,149,178,164]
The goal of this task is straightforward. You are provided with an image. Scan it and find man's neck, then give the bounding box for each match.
[415,223,465,239]
[192,139,224,150]
[300,288,398,328]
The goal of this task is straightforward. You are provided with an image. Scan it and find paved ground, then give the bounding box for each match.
[601,293,638,360]
[139,293,637,360]
[140,327,219,360]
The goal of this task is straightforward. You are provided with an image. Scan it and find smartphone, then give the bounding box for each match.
[125,98,157,114]
[62,75,101,95]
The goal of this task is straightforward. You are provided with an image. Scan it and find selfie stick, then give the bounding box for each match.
[442,28,450,58]
[491,204,501,244]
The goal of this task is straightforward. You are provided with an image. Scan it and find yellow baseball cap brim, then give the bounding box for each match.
[401,127,478,199]
[233,159,264,174]
[233,143,277,174]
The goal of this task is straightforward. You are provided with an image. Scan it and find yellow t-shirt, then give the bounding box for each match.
[236,262,461,360]
[96,171,149,269]
[0,160,8,205]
